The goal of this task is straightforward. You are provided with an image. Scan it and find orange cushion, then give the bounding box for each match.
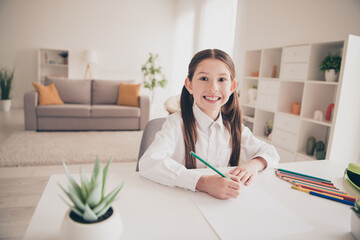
[117,82,141,107]
[32,82,64,106]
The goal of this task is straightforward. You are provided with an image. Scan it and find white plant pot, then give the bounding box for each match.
[351,210,360,240]
[247,88,257,106]
[59,206,123,240]
[325,69,338,82]
[0,99,11,112]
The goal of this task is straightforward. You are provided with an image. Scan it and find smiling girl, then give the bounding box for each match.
[139,49,279,199]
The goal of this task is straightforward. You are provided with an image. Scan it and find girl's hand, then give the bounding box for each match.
[195,174,241,200]
[229,157,267,186]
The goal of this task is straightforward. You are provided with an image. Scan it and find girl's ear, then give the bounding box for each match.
[230,80,237,93]
[185,77,193,94]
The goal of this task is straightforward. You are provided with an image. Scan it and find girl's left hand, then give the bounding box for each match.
[229,157,267,186]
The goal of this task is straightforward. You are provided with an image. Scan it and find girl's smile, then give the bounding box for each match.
[185,58,237,120]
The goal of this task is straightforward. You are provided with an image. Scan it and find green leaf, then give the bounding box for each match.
[93,182,124,215]
[62,161,84,202]
[87,168,103,208]
[83,203,98,222]
[102,158,112,198]
[58,183,85,211]
[80,167,89,199]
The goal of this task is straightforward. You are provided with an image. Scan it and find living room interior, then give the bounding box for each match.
[1,0,360,239]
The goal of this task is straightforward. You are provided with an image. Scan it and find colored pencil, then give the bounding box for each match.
[276,173,335,188]
[279,176,339,190]
[291,185,343,199]
[276,168,331,182]
[290,180,343,192]
[310,191,355,207]
[275,170,331,185]
[291,180,347,194]
[190,151,227,178]
[293,184,357,202]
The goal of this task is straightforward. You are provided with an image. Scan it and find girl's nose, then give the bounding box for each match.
[208,80,218,92]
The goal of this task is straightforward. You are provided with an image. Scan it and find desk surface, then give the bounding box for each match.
[24,160,359,240]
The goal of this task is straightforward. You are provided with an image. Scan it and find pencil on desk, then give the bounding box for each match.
[275,170,331,184]
[276,168,332,182]
[276,173,337,188]
[275,171,334,185]
[292,184,357,202]
[291,185,355,206]
[190,151,228,178]
[290,180,345,193]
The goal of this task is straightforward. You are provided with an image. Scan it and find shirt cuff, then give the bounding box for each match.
[175,169,204,192]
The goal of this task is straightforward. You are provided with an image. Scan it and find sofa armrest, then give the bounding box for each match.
[24,90,38,130]
[139,95,150,130]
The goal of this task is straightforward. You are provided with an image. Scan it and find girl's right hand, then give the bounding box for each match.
[195,174,241,200]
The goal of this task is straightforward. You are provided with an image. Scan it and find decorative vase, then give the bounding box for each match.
[325,69,338,82]
[247,88,257,106]
[0,99,11,112]
[351,211,360,240]
[59,206,123,240]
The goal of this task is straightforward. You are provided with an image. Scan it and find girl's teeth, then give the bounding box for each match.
[205,96,219,101]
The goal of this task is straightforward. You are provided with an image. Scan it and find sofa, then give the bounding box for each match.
[24,77,150,131]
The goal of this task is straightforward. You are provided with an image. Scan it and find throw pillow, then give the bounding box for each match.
[117,82,141,107]
[32,82,64,106]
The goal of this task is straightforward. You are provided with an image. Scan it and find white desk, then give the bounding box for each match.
[24,160,359,240]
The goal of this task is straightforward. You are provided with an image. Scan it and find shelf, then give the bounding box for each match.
[241,103,256,108]
[297,152,317,161]
[302,117,332,127]
[306,80,338,86]
[41,64,68,68]
[243,116,255,123]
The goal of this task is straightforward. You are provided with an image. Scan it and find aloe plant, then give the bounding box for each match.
[59,157,124,222]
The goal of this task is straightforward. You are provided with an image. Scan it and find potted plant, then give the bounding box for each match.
[59,157,124,240]
[141,53,167,102]
[58,52,69,64]
[319,53,342,82]
[0,68,14,112]
[351,199,360,240]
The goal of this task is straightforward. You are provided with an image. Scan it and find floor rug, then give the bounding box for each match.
[0,131,143,167]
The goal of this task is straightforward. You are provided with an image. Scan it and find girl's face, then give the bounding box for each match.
[185,58,237,120]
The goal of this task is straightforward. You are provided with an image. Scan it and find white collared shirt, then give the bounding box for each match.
[139,104,279,191]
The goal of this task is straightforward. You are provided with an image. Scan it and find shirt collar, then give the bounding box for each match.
[193,104,223,131]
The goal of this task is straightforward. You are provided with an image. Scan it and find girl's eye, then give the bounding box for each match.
[219,78,227,82]
[200,77,208,81]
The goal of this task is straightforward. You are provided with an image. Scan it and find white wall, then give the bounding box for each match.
[235,0,360,82]
[0,0,176,108]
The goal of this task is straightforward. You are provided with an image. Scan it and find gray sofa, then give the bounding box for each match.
[24,77,150,131]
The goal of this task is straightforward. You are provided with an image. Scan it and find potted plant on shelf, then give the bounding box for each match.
[58,52,69,65]
[319,53,342,82]
[351,199,360,240]
[141,53,167,103]
[0,68,14,112]
[59,157,124,240]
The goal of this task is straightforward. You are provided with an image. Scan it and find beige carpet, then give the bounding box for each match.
[0,131,143,167]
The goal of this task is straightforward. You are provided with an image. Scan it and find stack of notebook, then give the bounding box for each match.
[275,168,358,206]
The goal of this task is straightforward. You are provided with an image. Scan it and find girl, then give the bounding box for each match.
[139,49,279,200]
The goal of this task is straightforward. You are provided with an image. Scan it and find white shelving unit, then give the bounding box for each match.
[240,35,360,163]
[37,48,69,84]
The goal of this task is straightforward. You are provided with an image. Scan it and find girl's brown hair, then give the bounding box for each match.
[180,49,242,169]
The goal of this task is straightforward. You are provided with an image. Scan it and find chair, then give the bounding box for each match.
[136,117,166,171]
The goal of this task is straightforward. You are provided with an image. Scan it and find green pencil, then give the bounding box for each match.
[190,151,228,178]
